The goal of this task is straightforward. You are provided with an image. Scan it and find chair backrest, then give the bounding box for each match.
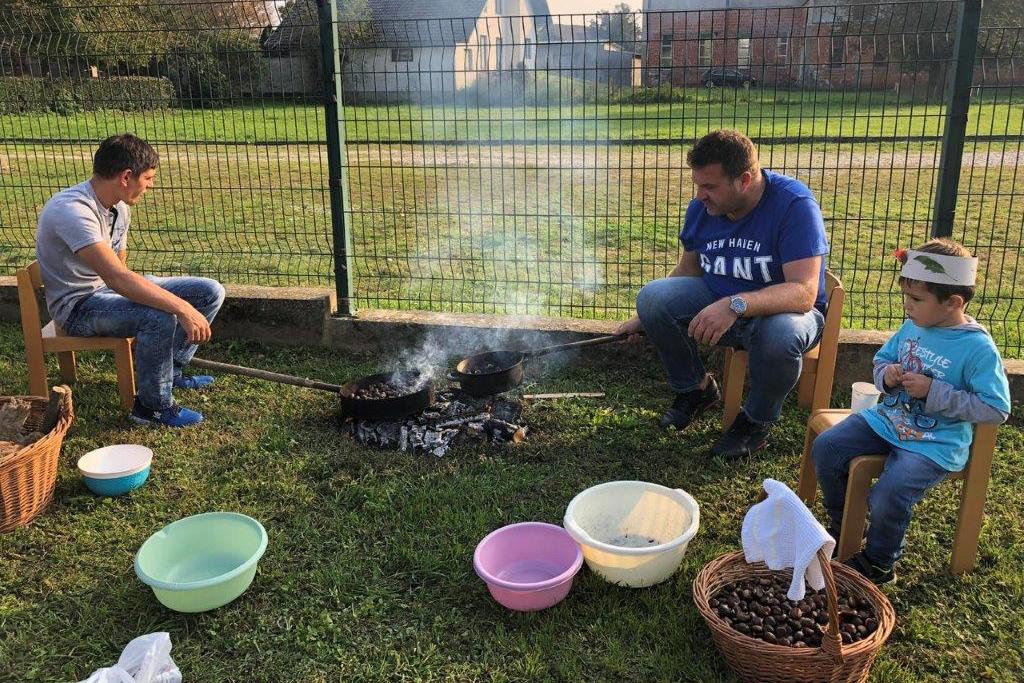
[811,269,846,411]
[15,261,45,340]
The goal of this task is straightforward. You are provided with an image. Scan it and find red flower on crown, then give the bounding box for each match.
[893,248,908,264]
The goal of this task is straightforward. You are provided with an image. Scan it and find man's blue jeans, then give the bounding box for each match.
[636,276,824,423]
[64,276,225,411]
[812,413,949,567]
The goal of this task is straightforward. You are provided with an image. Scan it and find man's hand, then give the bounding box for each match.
[687,298,738,346]
[177,305,212,344]
[901,372,932,399]
[614,315,644,343]
[882,364,903,390]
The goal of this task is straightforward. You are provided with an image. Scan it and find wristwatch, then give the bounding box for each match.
[728,295,748,317]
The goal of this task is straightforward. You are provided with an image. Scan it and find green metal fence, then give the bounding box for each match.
[0,1,1021,356]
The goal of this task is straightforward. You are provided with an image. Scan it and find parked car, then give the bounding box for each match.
[702,68,757,88]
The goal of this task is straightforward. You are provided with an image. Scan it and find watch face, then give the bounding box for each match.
[731,297,746,314]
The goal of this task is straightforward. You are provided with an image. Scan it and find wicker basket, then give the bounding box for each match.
[693,549,896,683]
[0,389,74,533]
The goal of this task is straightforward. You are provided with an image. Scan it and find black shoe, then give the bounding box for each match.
[659,378,721,431]
[710,411,770,460]
[843,551,896,585]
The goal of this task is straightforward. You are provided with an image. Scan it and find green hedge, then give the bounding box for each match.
[0,76,175,114]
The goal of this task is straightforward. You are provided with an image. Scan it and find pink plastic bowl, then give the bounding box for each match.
[473,522,584,611]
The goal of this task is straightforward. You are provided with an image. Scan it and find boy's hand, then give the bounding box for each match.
[882,364,903,390]
[901,372,932,399]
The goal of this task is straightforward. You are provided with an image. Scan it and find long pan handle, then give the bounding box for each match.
[527,333,631,359]
[190,357,342,393]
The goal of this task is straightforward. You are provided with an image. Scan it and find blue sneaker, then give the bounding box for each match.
[130,400,204,428]
[173,374,215,390]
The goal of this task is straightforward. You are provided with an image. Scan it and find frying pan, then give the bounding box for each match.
[190,358,434,420]
[450,334,629,397]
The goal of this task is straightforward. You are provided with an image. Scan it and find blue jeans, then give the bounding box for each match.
[64,276,225,411]
[636,276,824,423]
[812,414,949,567]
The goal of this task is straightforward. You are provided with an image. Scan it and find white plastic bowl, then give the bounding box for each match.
[563,480,700,588]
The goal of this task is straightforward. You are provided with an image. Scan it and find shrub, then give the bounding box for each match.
[0,76,175,114]
[166,33,266,108]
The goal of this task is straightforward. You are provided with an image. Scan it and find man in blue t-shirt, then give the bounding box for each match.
[616,130,829,459]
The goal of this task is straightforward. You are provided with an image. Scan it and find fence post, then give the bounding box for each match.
[932,0,982,238]
[317,0,355,315]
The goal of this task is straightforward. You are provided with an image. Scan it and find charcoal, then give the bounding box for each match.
[347,388,526,457]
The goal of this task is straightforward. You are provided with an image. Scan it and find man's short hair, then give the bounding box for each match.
[93,133,159,179]
[900,238,976,304]
[686,129,759,180]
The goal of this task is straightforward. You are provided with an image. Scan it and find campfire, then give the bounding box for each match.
[344,386,526,457]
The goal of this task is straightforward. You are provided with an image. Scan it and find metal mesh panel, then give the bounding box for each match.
[0,2,1020,355]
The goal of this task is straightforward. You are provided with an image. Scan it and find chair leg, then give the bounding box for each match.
[722,349,746,430]
[797,369,814,409]
[838,456,885,561]
[57,351,77,383]
[114,342,136,411]
[797,424,819,505]
[26,347,49,397]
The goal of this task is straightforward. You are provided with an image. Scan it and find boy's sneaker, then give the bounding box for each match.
[173,374,215,390]
[130,400,204,428]
[710,411,770,460]
[659,378,721,431]
[843,551,896,585]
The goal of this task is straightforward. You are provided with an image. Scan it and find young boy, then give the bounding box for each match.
[812,239,1010,584]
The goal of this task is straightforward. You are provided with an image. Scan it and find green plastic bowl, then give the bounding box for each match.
[134,512,267,613]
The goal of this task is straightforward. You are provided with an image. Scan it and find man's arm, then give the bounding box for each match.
[686,256,822,345]
[76,243,212,343]
[668,250,702,278]
[119,248,127,265]
[736,255,821,317]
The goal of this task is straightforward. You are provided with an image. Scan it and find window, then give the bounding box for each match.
[777,36,789,65]
[465,47,473,71]
[830,36,845,67]
[660,33,673,67]
[480,35,489,69]
[390,48,413,63]
[525,37,535,61]
[737,37,750,68]
[699,36,712,68]
[496,37,504,69]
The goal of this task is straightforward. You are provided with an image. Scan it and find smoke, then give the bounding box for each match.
[388,320,559,391]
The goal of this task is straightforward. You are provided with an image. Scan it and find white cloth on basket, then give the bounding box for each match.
[741,478,836,600]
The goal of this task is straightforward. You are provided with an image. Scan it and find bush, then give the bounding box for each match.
[166,33,266,108]
[0,76,175,114]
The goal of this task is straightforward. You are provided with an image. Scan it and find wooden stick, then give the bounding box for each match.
[190,357,342,393]
[522,392,605,400]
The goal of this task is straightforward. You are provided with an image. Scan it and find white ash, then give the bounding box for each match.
[344,390,526,457]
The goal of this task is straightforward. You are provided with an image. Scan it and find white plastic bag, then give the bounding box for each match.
[79,632,182,683]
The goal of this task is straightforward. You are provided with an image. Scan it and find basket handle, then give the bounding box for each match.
[817,546,845,671]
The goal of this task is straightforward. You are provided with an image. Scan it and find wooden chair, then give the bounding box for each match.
[721,270,845,428]
[797,408,999,575]
[16,261,135,410]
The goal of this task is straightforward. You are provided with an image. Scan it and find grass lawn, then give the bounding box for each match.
[0,322,1022,682]
[1,97,1021,355]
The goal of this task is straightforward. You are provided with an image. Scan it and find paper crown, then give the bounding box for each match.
[897,249,978,286]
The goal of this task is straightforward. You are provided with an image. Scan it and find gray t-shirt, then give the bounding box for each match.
[36,180,130,327]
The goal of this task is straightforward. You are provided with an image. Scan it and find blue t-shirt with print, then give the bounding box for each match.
[679,170,830,311]
[861,320,1011,472]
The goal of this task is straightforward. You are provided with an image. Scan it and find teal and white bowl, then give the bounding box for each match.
[77,445,153,496]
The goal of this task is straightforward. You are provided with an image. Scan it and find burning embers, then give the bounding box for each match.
[344,388,527,457]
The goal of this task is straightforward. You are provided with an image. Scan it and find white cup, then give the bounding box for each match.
[851,381,882,414]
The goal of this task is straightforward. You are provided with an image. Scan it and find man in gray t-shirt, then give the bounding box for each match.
[35,134,224,428]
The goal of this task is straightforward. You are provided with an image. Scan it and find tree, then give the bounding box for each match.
[587,3,640,54]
